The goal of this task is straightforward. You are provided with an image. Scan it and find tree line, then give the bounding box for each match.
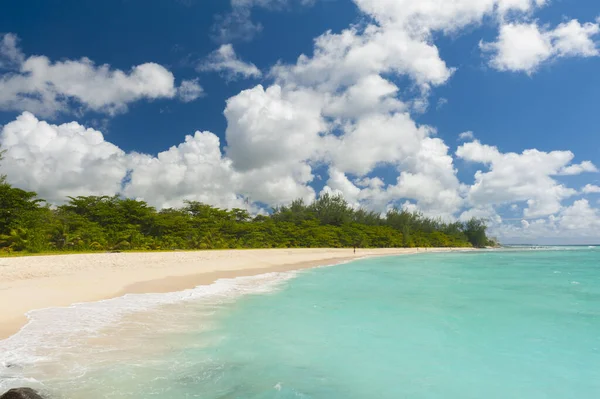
[0,156,492,254]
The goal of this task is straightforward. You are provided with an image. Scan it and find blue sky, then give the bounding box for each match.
[0,0,358,153]
[1,0,600,243]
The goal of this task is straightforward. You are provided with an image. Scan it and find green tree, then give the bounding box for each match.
[0,152,489,256]
[462,218,489,248]
[308,193,354,226]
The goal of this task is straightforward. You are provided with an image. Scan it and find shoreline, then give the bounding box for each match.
[0,248,470,340]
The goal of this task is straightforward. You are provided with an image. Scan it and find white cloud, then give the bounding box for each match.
[177,78,204,102]
[582,184,600,194]
[320,168,362,207]
[559,199,600,232]
[0,34,196,117]
[272,25,454,93]
[268,20,467,215]
[0,111,297,211]
[124,132,246,210]
[323,74,405,119]
[0,112,128,202]
[481,23,553,73]
[552,19,600,57]
[224,84,324,171]
[213,0,571,218]
[456,141,591,218]
[319,134,463,218]
[198,44,262,80]
[223,84,321,204]
[459,205,502,224]
[481,19,600,74]
[270,0,551,93]
[353,0,544,32]
[492,200,600,241]
[0,33,24,69]
[3,0,600,242]
[558,160,598,175]
[458,131,475,141]
[324,112,432,176]
[496,0,546,14]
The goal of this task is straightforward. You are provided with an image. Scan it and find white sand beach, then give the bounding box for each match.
[0,248,469,340]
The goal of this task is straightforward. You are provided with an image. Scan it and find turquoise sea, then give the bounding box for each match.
[1,248,599,398]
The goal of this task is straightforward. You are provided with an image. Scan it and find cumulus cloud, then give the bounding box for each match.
[582,184,600,194]
[318,134,463,218]
[459,205,503,224]
[456,141,594,218]
[0,112,128,202]
[492,199,600,241]
[458,131,475,141]
[559,199,600,232]
[224,85,324,171]
[557,160,598,175]
[271,0,550,93]
[177,78,204,102]
[0,34,198,117]
[323,75,405,119]
[0,112,245,210]
[123,132,246,210]
[481,23,552,73]
[0,111,314,210]
[271,25,454,93]
[287,1,546,92]
[0,33,24,69]
[198,44,262,80]
[324,112,432,175]
[2,0,600,242]
[481,19,600,74]
[193,0,600,220]
[552,19,600,57]
[251,0,498,216]
[223,84,321,204]
[353,0,544,32]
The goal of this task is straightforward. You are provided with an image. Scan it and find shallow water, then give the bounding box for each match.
[2,249,599,398]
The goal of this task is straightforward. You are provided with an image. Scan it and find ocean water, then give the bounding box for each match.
[1,248,599,398]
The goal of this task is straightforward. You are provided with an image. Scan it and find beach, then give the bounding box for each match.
[0,248,466,340]
[2,247,598,398]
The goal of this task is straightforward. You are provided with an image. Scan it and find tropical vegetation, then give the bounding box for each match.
[0,154,493,255]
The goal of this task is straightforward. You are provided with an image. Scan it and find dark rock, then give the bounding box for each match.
[0,388,45,399]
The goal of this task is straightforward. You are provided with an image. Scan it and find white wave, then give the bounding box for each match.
[0,270,299,392]
[503,245,595,252]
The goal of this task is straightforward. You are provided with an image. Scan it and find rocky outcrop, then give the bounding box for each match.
[0,388,45,399]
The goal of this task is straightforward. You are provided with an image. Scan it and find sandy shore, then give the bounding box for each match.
[0,248,468,340]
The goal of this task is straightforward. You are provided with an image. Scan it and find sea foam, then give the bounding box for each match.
[0,270,298,392]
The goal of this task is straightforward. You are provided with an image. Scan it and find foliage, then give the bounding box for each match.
[0,154,492,254]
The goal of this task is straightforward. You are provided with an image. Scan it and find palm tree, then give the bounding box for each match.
[0,228,30,251]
